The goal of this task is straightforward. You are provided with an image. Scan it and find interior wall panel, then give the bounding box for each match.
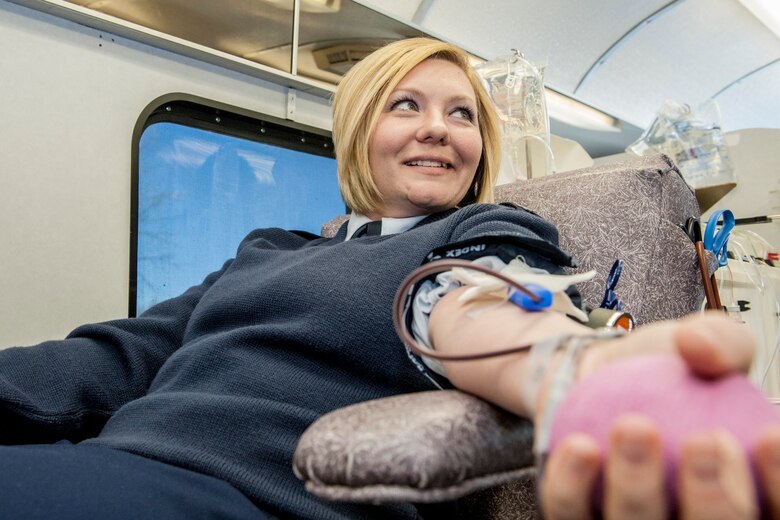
[0,0,332,348]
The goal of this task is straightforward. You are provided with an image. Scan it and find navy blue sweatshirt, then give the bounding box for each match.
[0,204,572,519]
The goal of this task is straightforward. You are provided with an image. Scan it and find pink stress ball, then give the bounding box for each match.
[548,354,780,513]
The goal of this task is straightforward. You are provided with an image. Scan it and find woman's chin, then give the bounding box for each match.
[405,193,461,214]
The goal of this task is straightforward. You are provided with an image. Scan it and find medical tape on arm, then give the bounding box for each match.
[451,257,595,322]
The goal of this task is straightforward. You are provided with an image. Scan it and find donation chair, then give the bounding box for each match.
[294,154,713,519]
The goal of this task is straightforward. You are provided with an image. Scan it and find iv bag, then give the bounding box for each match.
[627,100,735,189]
[475,51,554,182]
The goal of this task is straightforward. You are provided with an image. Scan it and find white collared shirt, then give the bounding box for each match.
[345,213,429,241]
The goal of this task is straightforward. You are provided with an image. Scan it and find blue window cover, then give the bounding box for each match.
[135,121,343,315]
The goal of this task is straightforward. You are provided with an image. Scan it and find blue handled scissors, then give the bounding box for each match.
[599,259,624,311]
[700,209,734,311]
[703,209,735,268]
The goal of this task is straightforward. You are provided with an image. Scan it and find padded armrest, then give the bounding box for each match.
[293,390,535,503]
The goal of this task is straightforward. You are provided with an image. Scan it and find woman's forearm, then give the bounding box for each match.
[428,286,591,419]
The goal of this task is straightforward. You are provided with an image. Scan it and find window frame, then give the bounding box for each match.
[130,93,340,316]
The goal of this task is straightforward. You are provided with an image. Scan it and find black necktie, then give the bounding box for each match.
[352,221,382,238]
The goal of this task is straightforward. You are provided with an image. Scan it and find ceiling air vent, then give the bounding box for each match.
[312,43,383,75]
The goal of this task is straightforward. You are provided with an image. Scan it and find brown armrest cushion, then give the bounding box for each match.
[293,390,535,503]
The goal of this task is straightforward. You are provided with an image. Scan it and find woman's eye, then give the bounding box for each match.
[391,99,418,111]
[452,107,475,121]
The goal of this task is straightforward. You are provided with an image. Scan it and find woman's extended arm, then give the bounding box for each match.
[429,288,780,519]
[0,259,232,444]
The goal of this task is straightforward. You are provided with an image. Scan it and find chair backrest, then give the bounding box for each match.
[322,153,707,324]
[494,153,705,324]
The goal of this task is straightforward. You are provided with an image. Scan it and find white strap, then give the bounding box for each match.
[522,329,625,456]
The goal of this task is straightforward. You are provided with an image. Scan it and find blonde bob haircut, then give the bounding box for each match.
[332,37,501,215]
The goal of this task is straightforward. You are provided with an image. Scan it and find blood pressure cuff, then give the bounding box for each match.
[403,234,583,390]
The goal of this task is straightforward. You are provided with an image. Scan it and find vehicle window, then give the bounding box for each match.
[133,105,342,315]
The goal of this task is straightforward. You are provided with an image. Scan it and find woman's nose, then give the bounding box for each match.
[415,112,450,144]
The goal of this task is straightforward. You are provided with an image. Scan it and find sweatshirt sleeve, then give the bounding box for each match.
[426,203,576,271]
[0,259,232,444]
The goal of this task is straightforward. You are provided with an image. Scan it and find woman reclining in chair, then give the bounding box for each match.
[1,37,778,519]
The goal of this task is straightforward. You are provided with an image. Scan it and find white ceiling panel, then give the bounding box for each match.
[576,0,780,129]
[414,0,672,93]
[716,62,780,130]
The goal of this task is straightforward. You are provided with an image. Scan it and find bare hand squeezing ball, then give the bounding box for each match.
[540,314,780,519]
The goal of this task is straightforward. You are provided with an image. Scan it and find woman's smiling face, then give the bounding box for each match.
[366,58,483,219]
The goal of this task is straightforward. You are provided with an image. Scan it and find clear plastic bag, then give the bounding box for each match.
[475,50,554,181]
[627,100,735,189]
